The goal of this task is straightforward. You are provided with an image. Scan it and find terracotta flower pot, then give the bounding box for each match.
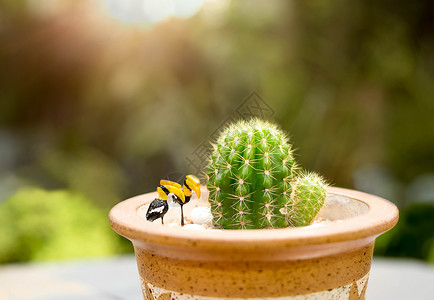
[109,187,398,300]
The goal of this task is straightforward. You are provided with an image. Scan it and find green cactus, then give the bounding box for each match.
[289,172,327,227]
[206,118,327,229]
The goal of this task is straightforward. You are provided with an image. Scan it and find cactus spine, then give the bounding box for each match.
[206,119,327,229]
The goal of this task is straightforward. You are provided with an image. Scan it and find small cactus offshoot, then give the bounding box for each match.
[289,172,327,227]
[206,118,328,229]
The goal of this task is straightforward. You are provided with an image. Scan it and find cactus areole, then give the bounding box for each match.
[206,119,327,229]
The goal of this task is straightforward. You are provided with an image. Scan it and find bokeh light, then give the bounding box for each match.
[100,0,209,23]
[0,0,433,264]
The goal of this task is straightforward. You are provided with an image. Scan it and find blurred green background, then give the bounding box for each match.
[0,0,433,264]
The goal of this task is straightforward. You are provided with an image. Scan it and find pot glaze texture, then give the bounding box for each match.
[109,187,398,300]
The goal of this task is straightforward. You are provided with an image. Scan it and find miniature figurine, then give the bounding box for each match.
[160,175,201,226]
[146,185,184,224]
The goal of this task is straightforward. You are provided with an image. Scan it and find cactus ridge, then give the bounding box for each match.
[206,118,327,229]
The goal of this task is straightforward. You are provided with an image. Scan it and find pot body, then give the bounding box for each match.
[135,241,373,299]
[109,187,398,300]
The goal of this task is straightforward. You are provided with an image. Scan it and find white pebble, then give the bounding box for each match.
[182,224,206,231]
[191,207,213,226]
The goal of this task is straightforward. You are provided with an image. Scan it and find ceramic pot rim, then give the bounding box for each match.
[109,187,398,250]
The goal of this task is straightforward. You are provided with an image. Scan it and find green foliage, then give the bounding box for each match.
[206,119,327,229]
[374,203,434,263]
[427,239,434,263]
[0,188,131,263]
[41,149,126,209]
